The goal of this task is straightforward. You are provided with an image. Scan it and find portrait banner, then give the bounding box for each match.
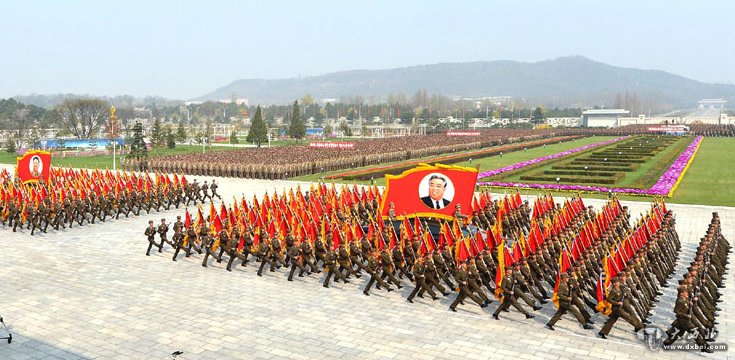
[16,150,52,184]
[380,163,478,221]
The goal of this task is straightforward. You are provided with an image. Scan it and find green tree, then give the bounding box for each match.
[166,127,176,149]
[127,121,147,160]
[176,119,188,142]
[151,118,163,147]
[532,106,545,125]
[339,121,352,136]
[324,124,333,137]
[229,130,239,144]
[5,135,16,153]
[288,100,306,139]
[246,106,268,147]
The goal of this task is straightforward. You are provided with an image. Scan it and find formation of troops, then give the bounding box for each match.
[0,166,221,236]
[663,212,729,352]
[143,182,719,348]
[133,128,561,178]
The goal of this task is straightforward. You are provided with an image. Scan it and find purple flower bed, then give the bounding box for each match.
[477,136,704,196]
[478,136,629,178]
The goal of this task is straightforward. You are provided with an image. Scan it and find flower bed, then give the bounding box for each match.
[477,136,628,179]
[478,136,703,197]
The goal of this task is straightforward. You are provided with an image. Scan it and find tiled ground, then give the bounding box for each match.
[0,171,732,359]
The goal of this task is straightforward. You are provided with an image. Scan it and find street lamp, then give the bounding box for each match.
[556,177,560,185]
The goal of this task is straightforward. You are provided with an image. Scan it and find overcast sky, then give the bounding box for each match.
[1,0,733,100]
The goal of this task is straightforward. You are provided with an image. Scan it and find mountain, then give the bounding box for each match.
[199,56,735,107]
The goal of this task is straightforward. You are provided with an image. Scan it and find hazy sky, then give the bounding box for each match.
[1,0,733,100]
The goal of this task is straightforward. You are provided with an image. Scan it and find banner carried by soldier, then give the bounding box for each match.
[16,150,51,184]
[380,163,478,221]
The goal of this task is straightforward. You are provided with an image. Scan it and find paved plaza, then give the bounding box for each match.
[0,172,732,359]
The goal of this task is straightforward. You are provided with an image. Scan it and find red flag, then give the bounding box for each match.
[16,150,52,184]
[380,164,478,221]
[455,238,471,264]
[184,210,192,229]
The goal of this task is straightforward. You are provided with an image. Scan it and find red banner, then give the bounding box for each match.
[380,163,478,221]
[446,131,481,136]
[308,142,354,149]
[16,150,52,184]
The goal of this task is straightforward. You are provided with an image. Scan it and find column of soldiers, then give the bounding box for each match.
[595,209,680,339]
[144,193,697,348]
[1,177,215,235]
[663,212,730,353]
[144,194,583,322]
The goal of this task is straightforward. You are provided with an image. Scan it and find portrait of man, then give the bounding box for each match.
[30,155,43,178]
[419,174,453,209]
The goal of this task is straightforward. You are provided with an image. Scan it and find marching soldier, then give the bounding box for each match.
[597,278,644,339]
[546,273,593,330]
[363,252,393,296]
[493,267,535,320]
[449,262,488,312]
[158,218,173,250]
[145,220,162,256]
[323,246,349,288]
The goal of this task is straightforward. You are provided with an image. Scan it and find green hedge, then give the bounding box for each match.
[520,173,625,185]
[552,164,638,172]
[542,169,619,177]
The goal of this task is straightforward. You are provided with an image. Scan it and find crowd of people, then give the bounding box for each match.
[663,212,729,352]
[0,166,217,235]
[143,182,704,343]
[688,124,735,137]
[129,129,561,178]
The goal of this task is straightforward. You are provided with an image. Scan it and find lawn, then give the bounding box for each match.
[0,145,243,169]
[669,137,735,207]
[294,136,616,186]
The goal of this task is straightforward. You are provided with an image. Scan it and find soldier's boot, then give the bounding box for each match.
[172,248,181,261]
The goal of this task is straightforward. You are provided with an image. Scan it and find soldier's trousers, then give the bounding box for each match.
[493,294,531,317]
[599,306,643,335]
[469,281,490,303]
[201,247,219,266]
[450,287,484,310]
[573,296,592,320]
[339,263,360,278]
[364,272,390,294]
[172,244,189,260]
[288,260,308,280]
[146,237,162,255]
[187,241,202,255]
[302,256,320,273]
[257,256,274,276]
[514,288,536,308]
[380,269,401,287]
[438,270,456,290]
[394,263,413,281]
[323,266,348,286]
[408,277,436,301]
[226,250,250,270]
[547,302,587,326]
[422,275,446,295]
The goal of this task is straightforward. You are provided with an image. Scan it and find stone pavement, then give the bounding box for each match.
[0,174,732,359]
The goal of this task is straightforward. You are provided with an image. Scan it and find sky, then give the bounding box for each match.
[1,0,733,100]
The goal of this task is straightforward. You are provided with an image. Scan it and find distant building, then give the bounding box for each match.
[698,98,726,109]
[218,98,249,106]
[581,109,630,127]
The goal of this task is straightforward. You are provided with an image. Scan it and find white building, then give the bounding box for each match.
[582,109,630,127]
